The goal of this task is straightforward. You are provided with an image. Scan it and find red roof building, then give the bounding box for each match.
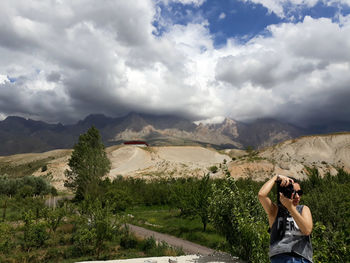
[123,140,149,147]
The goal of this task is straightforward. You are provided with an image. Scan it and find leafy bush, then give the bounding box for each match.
[312,222,349,263]
[209,177,269,263]
[301,168,350,262]
[120,234,138,249]
[141,236,157,251]
[21,210,49,250]
[208,166,218,173]
[0,175,54,197]
[72,198,119,258]
[41,165,48,172]
[104,188,133,212]
[0,223,15,254]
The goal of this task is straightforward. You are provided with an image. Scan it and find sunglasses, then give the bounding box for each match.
[293,190,303,196]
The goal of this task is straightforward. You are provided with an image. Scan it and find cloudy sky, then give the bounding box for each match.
[1,0,350,126]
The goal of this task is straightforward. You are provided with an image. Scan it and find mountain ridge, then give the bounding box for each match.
[0,112,347,155]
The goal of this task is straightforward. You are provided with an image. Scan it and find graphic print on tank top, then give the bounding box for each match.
[276,216,303,236]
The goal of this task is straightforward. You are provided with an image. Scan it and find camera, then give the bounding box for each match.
[276,178,294,199]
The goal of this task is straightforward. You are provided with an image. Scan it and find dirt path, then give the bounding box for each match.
[45,194,74,208]
[126,224,215,255]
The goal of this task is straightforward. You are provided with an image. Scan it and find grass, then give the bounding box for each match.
[0,199,185,263]
[124,205,227,251]
[0,157,54,178]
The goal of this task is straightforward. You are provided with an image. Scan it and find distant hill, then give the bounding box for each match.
[227,132,350,181]
[3,133,350,191]
[0,112,347,155]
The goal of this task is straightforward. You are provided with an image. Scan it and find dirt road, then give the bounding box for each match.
[127,224,215,255]
[126,224,243,262]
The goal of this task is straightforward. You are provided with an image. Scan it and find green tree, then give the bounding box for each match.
[172,175,213,231]
[209,177,269,263]
[73,198,119,258]
[21,210,49,251]
[64,126,111,200]
[192,174,212,232]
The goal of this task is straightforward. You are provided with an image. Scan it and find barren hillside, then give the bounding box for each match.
[26,146,229,191]
[2,133,349,191]
[227,133,350,181]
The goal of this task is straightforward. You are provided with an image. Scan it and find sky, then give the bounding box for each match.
[1,0,350,127]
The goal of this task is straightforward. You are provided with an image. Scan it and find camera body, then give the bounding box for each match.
[276,178,294,199]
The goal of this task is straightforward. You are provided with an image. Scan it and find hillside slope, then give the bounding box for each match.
[26,146,230,190]
[2,133,349,191]
[227,133,350,181]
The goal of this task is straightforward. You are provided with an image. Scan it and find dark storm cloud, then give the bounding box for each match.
[0,0,350,127]
[46,72,61,82]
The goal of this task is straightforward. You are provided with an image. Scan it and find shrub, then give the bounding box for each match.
[72,227,95,256]
[0,223,15,254]
[208,166,218,173]
[22,211,49,250]
[141,236,157,251]
[41,165,48,172]
[120,233,138,249]
[209,177,269,263]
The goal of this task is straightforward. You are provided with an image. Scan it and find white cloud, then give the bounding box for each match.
[194,116,226,125]
[0,74,8,84]
[164,0,206,6]
[242,0,349,18]
[214,15,350,123]
[0,1,350,126]
[219,12,226,20]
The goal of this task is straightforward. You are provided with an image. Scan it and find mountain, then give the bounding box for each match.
[236,118,304,149]
[0,112,344,155]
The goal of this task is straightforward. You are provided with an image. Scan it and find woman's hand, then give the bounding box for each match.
[279,192,295,211]
[276,174,294,187]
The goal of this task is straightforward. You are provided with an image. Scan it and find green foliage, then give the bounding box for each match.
[209,177,269,263]
[169,178,194,215]
[141,236,157,251]
[44,207,65,233]
[0,222,15,254]
[41,165,48,172]
[1,166,349,262]
[0,157,54,178]
[72,198,120,258]
[312,222,349,263]
[72,225,96,256]
[191,174,212,231]
[126,204,225,251]
[168,175,213,231]
[64,126,111,200]
[0,175,55,197]
[208,165,218,173]
[21,210,49,250]
[300,168,350,262]
[244,146,264,162]
[104,188,133,212]
[120,227,138,249]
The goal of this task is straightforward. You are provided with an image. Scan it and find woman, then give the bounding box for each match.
[258,175,313,263]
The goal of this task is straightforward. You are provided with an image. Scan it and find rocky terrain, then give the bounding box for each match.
[22,145,229,191]
[1,132,349,191]
[0,112,310,155]
[227,132,350,181]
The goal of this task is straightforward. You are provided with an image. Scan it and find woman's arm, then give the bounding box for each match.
[279,194,313,235]
[258,175,291,227]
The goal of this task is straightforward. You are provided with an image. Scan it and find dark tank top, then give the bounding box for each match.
[269,205,313,262]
